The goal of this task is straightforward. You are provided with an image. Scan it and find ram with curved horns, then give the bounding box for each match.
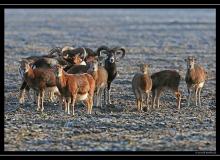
[96,46,126,105]
[49,46,98,65]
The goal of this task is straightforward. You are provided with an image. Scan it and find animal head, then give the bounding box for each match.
[139,64,151,74]
[96,46,126,64]
[72,54,84,65]
[85,55,99,64]
[185,56,196,69]
[48,47,62,56]
[19,59,31,72]
[53,64,64,77]
[18,59,32,79]
[88,60,99,72]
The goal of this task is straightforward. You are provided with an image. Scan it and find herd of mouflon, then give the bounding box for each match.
[18,46,207,115]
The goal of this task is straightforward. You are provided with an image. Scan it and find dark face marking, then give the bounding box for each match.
[186,57,195,69]
[107,53,116,64]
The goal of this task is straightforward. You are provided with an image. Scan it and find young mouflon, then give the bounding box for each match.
[185,56,207,107]
[132,64,152,112]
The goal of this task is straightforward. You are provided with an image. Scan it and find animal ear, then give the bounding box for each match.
[18,60,23,64]
[61,64,67,69]
[115,48,125,62]
[193,56,197,61]
[20,58,26,63]
[29,62,35,69]
[21,58,30,65]
[63,54,69,59]
[96,46,109,57]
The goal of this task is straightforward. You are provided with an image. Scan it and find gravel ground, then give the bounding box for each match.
[4,9,216,152]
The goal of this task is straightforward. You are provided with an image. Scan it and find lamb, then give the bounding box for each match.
[151,70,181,110]
[132,64,152,112]
[19,59,57,112]
[87,60,108,108]
[96,46,126,104]
[53,64,95,115]
[185,56,207,107]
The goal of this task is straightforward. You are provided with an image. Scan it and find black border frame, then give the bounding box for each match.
[1,4,218,156]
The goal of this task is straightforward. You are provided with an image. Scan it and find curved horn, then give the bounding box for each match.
[48,47,62,56]
[61,46,74,57]
[62,54,69,59]
[20,58,30,64]
[96,46,110,57]
[61,46,74,53]
[112,47,126,62]
[80,47,88,60]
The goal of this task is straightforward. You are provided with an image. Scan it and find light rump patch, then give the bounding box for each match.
[77,93,88,101]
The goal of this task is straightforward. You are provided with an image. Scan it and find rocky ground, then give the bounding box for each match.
[4,9,216,152]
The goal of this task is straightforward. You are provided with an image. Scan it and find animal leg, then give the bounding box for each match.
[136,99,140,111]
[37,92,41,111]
[140,91,144,112]
[40,90,45,112]
[99,88,103,108]
[59,96,64,110]
[195,87,199,106]
[67,97,71,115]
[72,95,77,116]
[198,87,202,107]
[89,96,93,114]
[156,89,161,108]
[152,90,156,109]
[108,89,111,104]
[187,87,192,107]
[107,83,112,104]
[49,91,53,102]
[19,81,28,104]
[84,96,93,114]
[146,92,150,111]
[26,88,31,102]
[96,88,100,107]
[19,89,25,104]
[104,87,107,106]
[175,91,181,110]
[134,89,140,111]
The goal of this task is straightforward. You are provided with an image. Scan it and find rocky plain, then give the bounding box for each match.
[4,9,216,152]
